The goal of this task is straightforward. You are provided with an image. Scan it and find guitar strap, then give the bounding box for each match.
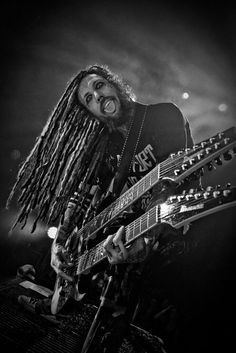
[111,104,147,198]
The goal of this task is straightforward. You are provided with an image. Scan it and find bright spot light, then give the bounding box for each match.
[218,103,228,112]
[182,92,189,100]
[47,226,57,239]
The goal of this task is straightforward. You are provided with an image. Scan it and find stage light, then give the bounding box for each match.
[182,92,189,100]
[47,226,58,239]
[218,103,228,112]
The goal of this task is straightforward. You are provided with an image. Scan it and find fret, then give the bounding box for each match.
[132,184,138,199]
[144,174,150,190]
[128,222,135,241]
[133,218,141,238]
[150,165,160,185]
[140,213,148,233]
[125,224,132,242]
[77,253,86,274]
[82,251,89,272]
[138,181,145,195]
[89,250,96,266]
[148,207,157,229]
[77,257,83,274]
[95,243,102,262]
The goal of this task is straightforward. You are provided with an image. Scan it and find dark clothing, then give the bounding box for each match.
[106,102,193,193]
[49,101,195,352]
[85,101,195,350]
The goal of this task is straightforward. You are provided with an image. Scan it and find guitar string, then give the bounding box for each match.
[77,134,229,239]
[73,133,232,267]
[75,189,234,271]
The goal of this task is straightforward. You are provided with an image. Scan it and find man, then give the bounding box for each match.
[10,64,194,352]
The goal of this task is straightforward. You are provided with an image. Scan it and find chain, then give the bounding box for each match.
[117,115,135,169]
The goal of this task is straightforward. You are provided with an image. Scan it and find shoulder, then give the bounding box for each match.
[147,102,185,125]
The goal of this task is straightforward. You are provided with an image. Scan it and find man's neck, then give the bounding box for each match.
[117,101,147,138]
[116,101,136,137]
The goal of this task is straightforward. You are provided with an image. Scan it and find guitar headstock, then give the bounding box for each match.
[160,183,236,228]
[165,126,236,182]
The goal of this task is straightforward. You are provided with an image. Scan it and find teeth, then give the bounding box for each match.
[104,100,115,113]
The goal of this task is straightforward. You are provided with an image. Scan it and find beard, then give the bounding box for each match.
[103,91,134,132]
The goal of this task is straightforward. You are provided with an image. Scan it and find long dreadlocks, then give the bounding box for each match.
[7,64,135,232]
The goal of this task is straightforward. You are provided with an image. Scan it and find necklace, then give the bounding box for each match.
[127,104,147,173]
[117,115,135,169]
[118,104,147,172]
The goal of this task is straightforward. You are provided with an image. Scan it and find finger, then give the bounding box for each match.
[114,240,128,261]
[57,269,73,282]
[103,234,115,250]
[113,226,127,260]
[113,226,125,245]
[51,259,73,281]
[60,250,74,266]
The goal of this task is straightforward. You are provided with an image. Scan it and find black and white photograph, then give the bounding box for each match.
[0,1,236,352]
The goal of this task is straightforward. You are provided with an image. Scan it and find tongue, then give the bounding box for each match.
[104,100,115,113]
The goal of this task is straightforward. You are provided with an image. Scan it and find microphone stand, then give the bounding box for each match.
[81,275,114,353]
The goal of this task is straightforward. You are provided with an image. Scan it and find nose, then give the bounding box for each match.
[94,91,103,103]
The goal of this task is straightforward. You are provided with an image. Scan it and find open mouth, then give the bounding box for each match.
[102,98,116,114]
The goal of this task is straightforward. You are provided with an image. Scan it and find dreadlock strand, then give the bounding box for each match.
[48,122,94,220]
[48,119,103,222]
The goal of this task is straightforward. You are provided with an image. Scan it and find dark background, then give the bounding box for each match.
[0,1,236,351]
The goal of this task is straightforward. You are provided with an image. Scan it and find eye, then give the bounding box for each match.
[95,81,104,89]
[86,94,92,105]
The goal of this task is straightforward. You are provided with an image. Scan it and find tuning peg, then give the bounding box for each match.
[186,194,194,200]
[223,138,230,145]
[205,147,212,154]
[206,186,213,191]
[194,192,202,199]
[201,141,207,148]
[193,145,199,151]
[197,153,204,160]
[189,158,196,165]
[185,148,191,152]
[177,195,185,201]
[214,142,221,149]
[216,184,222,189]
[226,182,231,188]
[181,163,188,171]
[223,189,231,197]
[170,153,176,158]
[203,191,210,199]
[169,195,177,203]
[213,190,221,198]
[174,169,181,176]
[218,132,224,139]
[209,137,216,143]
[178,150,184,155]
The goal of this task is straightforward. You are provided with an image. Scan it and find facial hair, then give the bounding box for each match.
[103,91,134,132]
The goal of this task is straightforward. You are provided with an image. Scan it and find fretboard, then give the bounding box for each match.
[76,203,160,275]
[76,184,236,276]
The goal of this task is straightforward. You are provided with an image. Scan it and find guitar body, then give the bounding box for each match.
[51,274,86,315]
